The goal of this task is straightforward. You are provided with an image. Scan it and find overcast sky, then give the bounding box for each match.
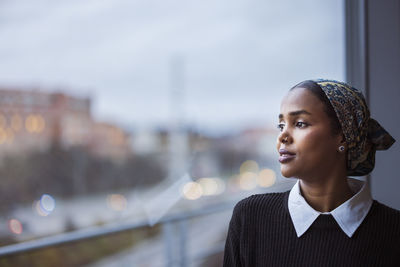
[0,0,344,133]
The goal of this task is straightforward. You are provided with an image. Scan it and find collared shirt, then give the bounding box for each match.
[288,178,373,238]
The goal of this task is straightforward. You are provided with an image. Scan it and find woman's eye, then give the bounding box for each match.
[277,123,285,131]
[295,121,308,128]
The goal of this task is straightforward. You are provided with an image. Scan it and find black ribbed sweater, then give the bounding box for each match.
[223,191,400,267]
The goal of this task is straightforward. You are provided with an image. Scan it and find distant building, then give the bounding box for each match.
[89,122,131,162]
[0,88,131,161]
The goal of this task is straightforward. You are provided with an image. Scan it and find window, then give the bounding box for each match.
[0,0,344,265]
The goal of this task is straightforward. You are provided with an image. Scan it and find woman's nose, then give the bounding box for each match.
[279,135,289,143]
[278,130,291,144]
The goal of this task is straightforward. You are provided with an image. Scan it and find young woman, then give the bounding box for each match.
[223,79,400,267]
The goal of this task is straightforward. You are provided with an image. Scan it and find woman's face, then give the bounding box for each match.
[276,87,343,180]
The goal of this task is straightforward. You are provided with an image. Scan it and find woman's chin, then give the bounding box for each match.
[280,166,295,178]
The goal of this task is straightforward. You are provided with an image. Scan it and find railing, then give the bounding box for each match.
[0,201,235,266]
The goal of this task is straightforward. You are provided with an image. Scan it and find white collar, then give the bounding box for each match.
[288,178,373,238]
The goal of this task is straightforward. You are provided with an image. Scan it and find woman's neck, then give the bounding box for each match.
[299,176,355,212]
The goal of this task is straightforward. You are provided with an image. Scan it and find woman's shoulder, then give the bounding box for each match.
[372,200,400,217]
[369,200,400,232]
[233,191,290,215]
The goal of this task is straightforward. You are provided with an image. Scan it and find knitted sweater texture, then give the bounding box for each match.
[223,191,400,267]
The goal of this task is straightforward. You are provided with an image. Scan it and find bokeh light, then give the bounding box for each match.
[34,194,56,216]
[197,178,218,196]
[240,160,259,174]
[239,171,258,190]
[34,201,48,216]
[182,182,203,200]
[40,194,56,213]
[107,194,127,211]
[197,177,226,196]
[25,114,45,133]
[257,168,276,187]
[8,219,23,235]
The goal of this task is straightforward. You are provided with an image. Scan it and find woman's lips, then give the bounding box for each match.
[278,149,296,163]
[279,154,296,163]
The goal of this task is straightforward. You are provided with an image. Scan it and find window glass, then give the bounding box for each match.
[0,0,344,264]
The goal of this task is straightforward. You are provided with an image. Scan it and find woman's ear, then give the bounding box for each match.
[340,134,346,145]
[335,133,346,145]
[337,134,347,152]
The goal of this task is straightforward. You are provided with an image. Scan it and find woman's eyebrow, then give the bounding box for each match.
[279,110,312,119]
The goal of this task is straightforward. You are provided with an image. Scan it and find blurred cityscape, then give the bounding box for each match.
[0,0,345,265]
[0,86,283,266]
[0,88,130,161]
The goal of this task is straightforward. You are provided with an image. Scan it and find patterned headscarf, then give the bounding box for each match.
[312,79,395,176]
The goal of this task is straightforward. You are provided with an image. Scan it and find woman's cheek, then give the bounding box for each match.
[297,129,326,149]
